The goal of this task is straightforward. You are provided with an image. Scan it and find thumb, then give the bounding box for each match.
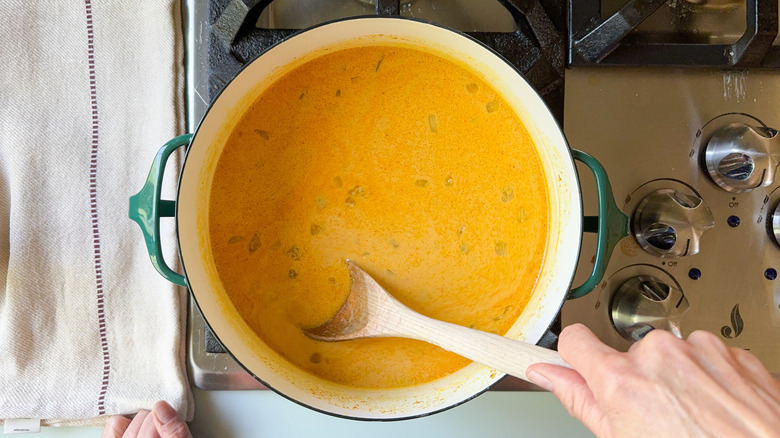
[527,364,608,437]
[152,401,192,438]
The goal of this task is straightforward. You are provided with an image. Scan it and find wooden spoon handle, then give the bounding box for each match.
[389,306,570,382]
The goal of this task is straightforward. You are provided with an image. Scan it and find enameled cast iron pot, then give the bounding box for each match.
[129,17,628,420]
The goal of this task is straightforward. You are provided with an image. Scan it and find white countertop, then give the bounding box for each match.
[30,389,594,437]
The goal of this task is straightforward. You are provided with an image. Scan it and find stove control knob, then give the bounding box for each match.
[632,189,714,257]
[610,276,690,341]
[705,122,780,192]
[771,203,780,245]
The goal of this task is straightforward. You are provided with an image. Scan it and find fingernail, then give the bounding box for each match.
[153,401,177,424]
[527,370,553,392]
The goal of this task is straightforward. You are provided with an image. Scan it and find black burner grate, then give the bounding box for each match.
[569,0,780,68]
[204,0,566,120]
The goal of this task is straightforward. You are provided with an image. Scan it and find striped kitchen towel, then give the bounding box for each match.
[0,0,192,426]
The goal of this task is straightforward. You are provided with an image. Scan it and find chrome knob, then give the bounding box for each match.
[771,203,780,245]
[705,122,780,193]
[610,276,690,341]
[632,189,714,257]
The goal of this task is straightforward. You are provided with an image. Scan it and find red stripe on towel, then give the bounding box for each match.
[84,0,110,417]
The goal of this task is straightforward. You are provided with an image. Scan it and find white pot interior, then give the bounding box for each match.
[177,17,582,419]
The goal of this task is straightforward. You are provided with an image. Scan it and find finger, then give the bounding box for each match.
[730,347,780,407]
[686,331,745,380]
[686,330,729,355]
[136,408,161,438]
[101,415,132,438]
[527,363,607,438]
[630,327,686,358]
[627,334,647,353]
[732,348,780,389]
[557,324,618,379]
[121,411,150,438]
[152,401,192,438]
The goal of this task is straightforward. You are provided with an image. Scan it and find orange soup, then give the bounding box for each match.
[208,44,549,389]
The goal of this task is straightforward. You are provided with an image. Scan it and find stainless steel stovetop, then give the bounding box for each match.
[185,0,268,390]
[184,0,780,390]
[562,67,780,374]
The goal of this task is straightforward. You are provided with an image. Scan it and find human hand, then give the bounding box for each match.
[101,401,191,438]
[526,323,780,438]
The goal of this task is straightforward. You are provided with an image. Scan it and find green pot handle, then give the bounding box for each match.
[127,141,626,294]
[568,150,630,299]
[129,134,193,287]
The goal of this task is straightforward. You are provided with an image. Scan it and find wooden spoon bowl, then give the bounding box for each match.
[306,260,570,382]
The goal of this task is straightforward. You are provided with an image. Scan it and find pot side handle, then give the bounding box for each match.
[568,150,629,299]
[128,134,193,287]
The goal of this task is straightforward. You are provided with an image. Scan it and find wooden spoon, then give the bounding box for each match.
[305,260,570,383]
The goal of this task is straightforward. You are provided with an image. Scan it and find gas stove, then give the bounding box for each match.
[184,0,780,390]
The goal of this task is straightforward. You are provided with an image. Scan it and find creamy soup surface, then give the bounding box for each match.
[208,44,549,389]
